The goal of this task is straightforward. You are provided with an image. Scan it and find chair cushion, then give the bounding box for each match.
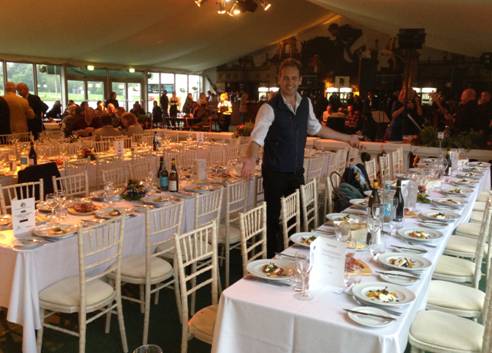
[455,222,481,237]
[473,201,486,212]
[40,276,114,309]
[470,211,484,223]
[410,310,483,352]
[120,256,173,282]
[434,255,475,278]
[218,223,241,244]
[189,304,218,344]
[444,236,477,256]
[477,191,490,202]
[428,280,485,312]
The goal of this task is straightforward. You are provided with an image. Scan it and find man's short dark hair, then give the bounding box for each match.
[279,58,302,75]
[101,114,113,126]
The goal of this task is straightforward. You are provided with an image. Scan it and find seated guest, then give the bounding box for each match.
[93,114,122,138]
[181,93,195,115]
[322,104,332,125]
[0,96,10,134]
[95,100,106,115]
[46,100,62,120]
[130,101,145,116]
[152,101,163,127]
[72,107,101,136]
[344,106,362,134]
[62,105,81,137]
[120,112,144,137]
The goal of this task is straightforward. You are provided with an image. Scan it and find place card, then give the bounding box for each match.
[11,198,35,236]
[309,237,345,291]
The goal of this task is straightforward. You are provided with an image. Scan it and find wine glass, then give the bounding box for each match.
[293,258,313,301]
[367,217,384,258]
[132,345,163,353]
[104,181,115,203]
[55,191,67,219]
[45,193,59,221]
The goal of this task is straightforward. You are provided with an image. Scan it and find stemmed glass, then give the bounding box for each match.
[132,345,163,353]
[293,258,313,301]
[335,223,351,243]
[144,171,155,193]
[104,181,115,204]
[45,193,59,222]
[55,191,67,219]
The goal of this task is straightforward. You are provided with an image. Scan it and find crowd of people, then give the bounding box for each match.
[318,87,492,147]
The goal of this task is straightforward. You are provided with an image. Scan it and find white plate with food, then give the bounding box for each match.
[14,237,46,250]
[0,214,11,227]
[455,173,480,180]
[346,306,395,328]
[467,161,490,168]
[378,270,419,286]
[378,252,432,272]
[398,227,443,242]
[352,282,415,307]
[95,207,126,219]
[439,187,472,198]
[141,194,178,207]
[419,211,459,223]
[289,232,319,248]
[349,199,368,209]
[449,178,476,187]
[431,197,463,209]
[67,201,100,216]
[246,259,295,281]
[33,224,79,239]
[36,201,56,213]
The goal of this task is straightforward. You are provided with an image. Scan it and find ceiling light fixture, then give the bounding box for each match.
[196,0,271,16]
[87,65,95,71]
[129,67,135,73]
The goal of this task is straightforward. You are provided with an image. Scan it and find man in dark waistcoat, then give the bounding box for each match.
[242,58,359,257]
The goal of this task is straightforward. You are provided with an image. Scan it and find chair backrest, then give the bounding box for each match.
[0,180,44,214]
[305,156,325,182]
[174,221,218,322]
[481,251,492,352]
[0,132,31,144]
[391,148,404,175]
[326,171,342,214]
[18,162,60,195]
[379,153,391,181]
[93,140,111,153]
[194,188,224,229]
[300,178,318,231]
[145,202,184,273]
[255,176,264,206]
[225,144,240,163]
[224,180,248,236]
[53,172,89,198]
[364,159,377,186]
[335,148,348,174]
[280,189,301,249]
[207,147,225,165]
[239,202,267,275]
[130,158,156,182]
[78,218,124,309]
[178,149,197,169]
[102,166,130,188]
[472,199,492,288]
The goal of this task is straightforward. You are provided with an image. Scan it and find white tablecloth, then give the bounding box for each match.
[212,169,491,353]
[0,175,257,353]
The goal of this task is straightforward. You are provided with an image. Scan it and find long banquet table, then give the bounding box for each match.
[211,168,491,353]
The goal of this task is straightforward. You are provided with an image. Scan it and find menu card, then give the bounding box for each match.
[309,237,345,291]
[12,198,35,235]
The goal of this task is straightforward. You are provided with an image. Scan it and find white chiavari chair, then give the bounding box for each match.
[409,258,492,353]
[174,221,219,353]
[178,149,197,169]
[305,155,325,182]
[195,188,224,229]
[207,147,225,166]
[335,148,348,175]
[53,172,89,198]
[239,202,267,276]
[130,158,157,182]
[300,179,319,232]
[0,180,44,214]
[379,153,391,181]
[36,218,128,353]
[101,166,130,188]
[280,190,301,250]
[0,132,31,144]
[220,180,248,287]
[93,140,111,153]
[118,202,183,345]
[364,158,377,186]
[325,171,342,214]
[254,176,264,206]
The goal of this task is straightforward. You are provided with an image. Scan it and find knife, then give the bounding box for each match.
[242,275,291,287]
[376,270,420,279]
[344,308,397,321]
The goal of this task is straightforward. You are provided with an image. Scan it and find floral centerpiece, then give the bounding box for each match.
[120,179,147,201]
[79,147,96,160]
[413,126,484,149]
[234,122,255,138]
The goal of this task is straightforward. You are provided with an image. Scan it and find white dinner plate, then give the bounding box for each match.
[398,227,443,242]
[95,207,127,219]
[33,224,78,239]
[378,252,432,272]
[455,173,480,180]
[352,282,416,307]
[289,232,319,248]
[349,199,368,209]
[67,202,101,216]
[439,186,472,198]
[419,211,459,223]
[467,161,490,168]
[14,237,46,250]
[449,178,476,187]
[141,193,177,207]
[36,201,55,213]
[378,270,419,286]
[431,197,463,209]
[346,306,395,328]
[246,259,295,281]
[0,214,11,227]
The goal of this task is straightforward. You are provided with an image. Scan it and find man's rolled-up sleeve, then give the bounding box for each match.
[250,104,275,147]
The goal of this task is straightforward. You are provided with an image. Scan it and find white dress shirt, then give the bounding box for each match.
[250,92,321,147]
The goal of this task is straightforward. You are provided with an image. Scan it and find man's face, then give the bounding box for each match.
[480,92,491,105]
[16,85,28,97]
[278,66,301,97]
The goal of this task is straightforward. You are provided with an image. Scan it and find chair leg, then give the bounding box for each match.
[139,285,145,314]
[116,297,129,353]
[78,311,87,353]
[191,263,197,316]
[225,244,230,288]
[104,304,112,334]
[143,282,151,345]
[36,309,44,353]
[154,290,160,305]
[174,271,183,324]
[181,323,188,353]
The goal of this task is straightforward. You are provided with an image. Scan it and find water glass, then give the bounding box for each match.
[293,258,312,301]
[132,345,163,353]
[367,217,384,255]
[104,181,115,203]
[335,223,351,243]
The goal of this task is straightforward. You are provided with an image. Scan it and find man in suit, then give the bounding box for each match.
[0,96,10,134]
[16,82,48,139]
[3,82,34,134]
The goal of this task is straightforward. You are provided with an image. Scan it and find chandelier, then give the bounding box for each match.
[194,0,272,16]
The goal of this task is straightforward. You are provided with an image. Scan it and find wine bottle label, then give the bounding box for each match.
[160,176,169,189]
[169,180,177,192]
[29,158,35,166]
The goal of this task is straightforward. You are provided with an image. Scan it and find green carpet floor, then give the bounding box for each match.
[0,248,486,353]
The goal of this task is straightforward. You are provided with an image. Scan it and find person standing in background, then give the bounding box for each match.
[239,89,249,123]
[3,82,34,134]
[105,91,119,108]
[16,82,48,139]
[160,90,169,118]
[0,96,10,135]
